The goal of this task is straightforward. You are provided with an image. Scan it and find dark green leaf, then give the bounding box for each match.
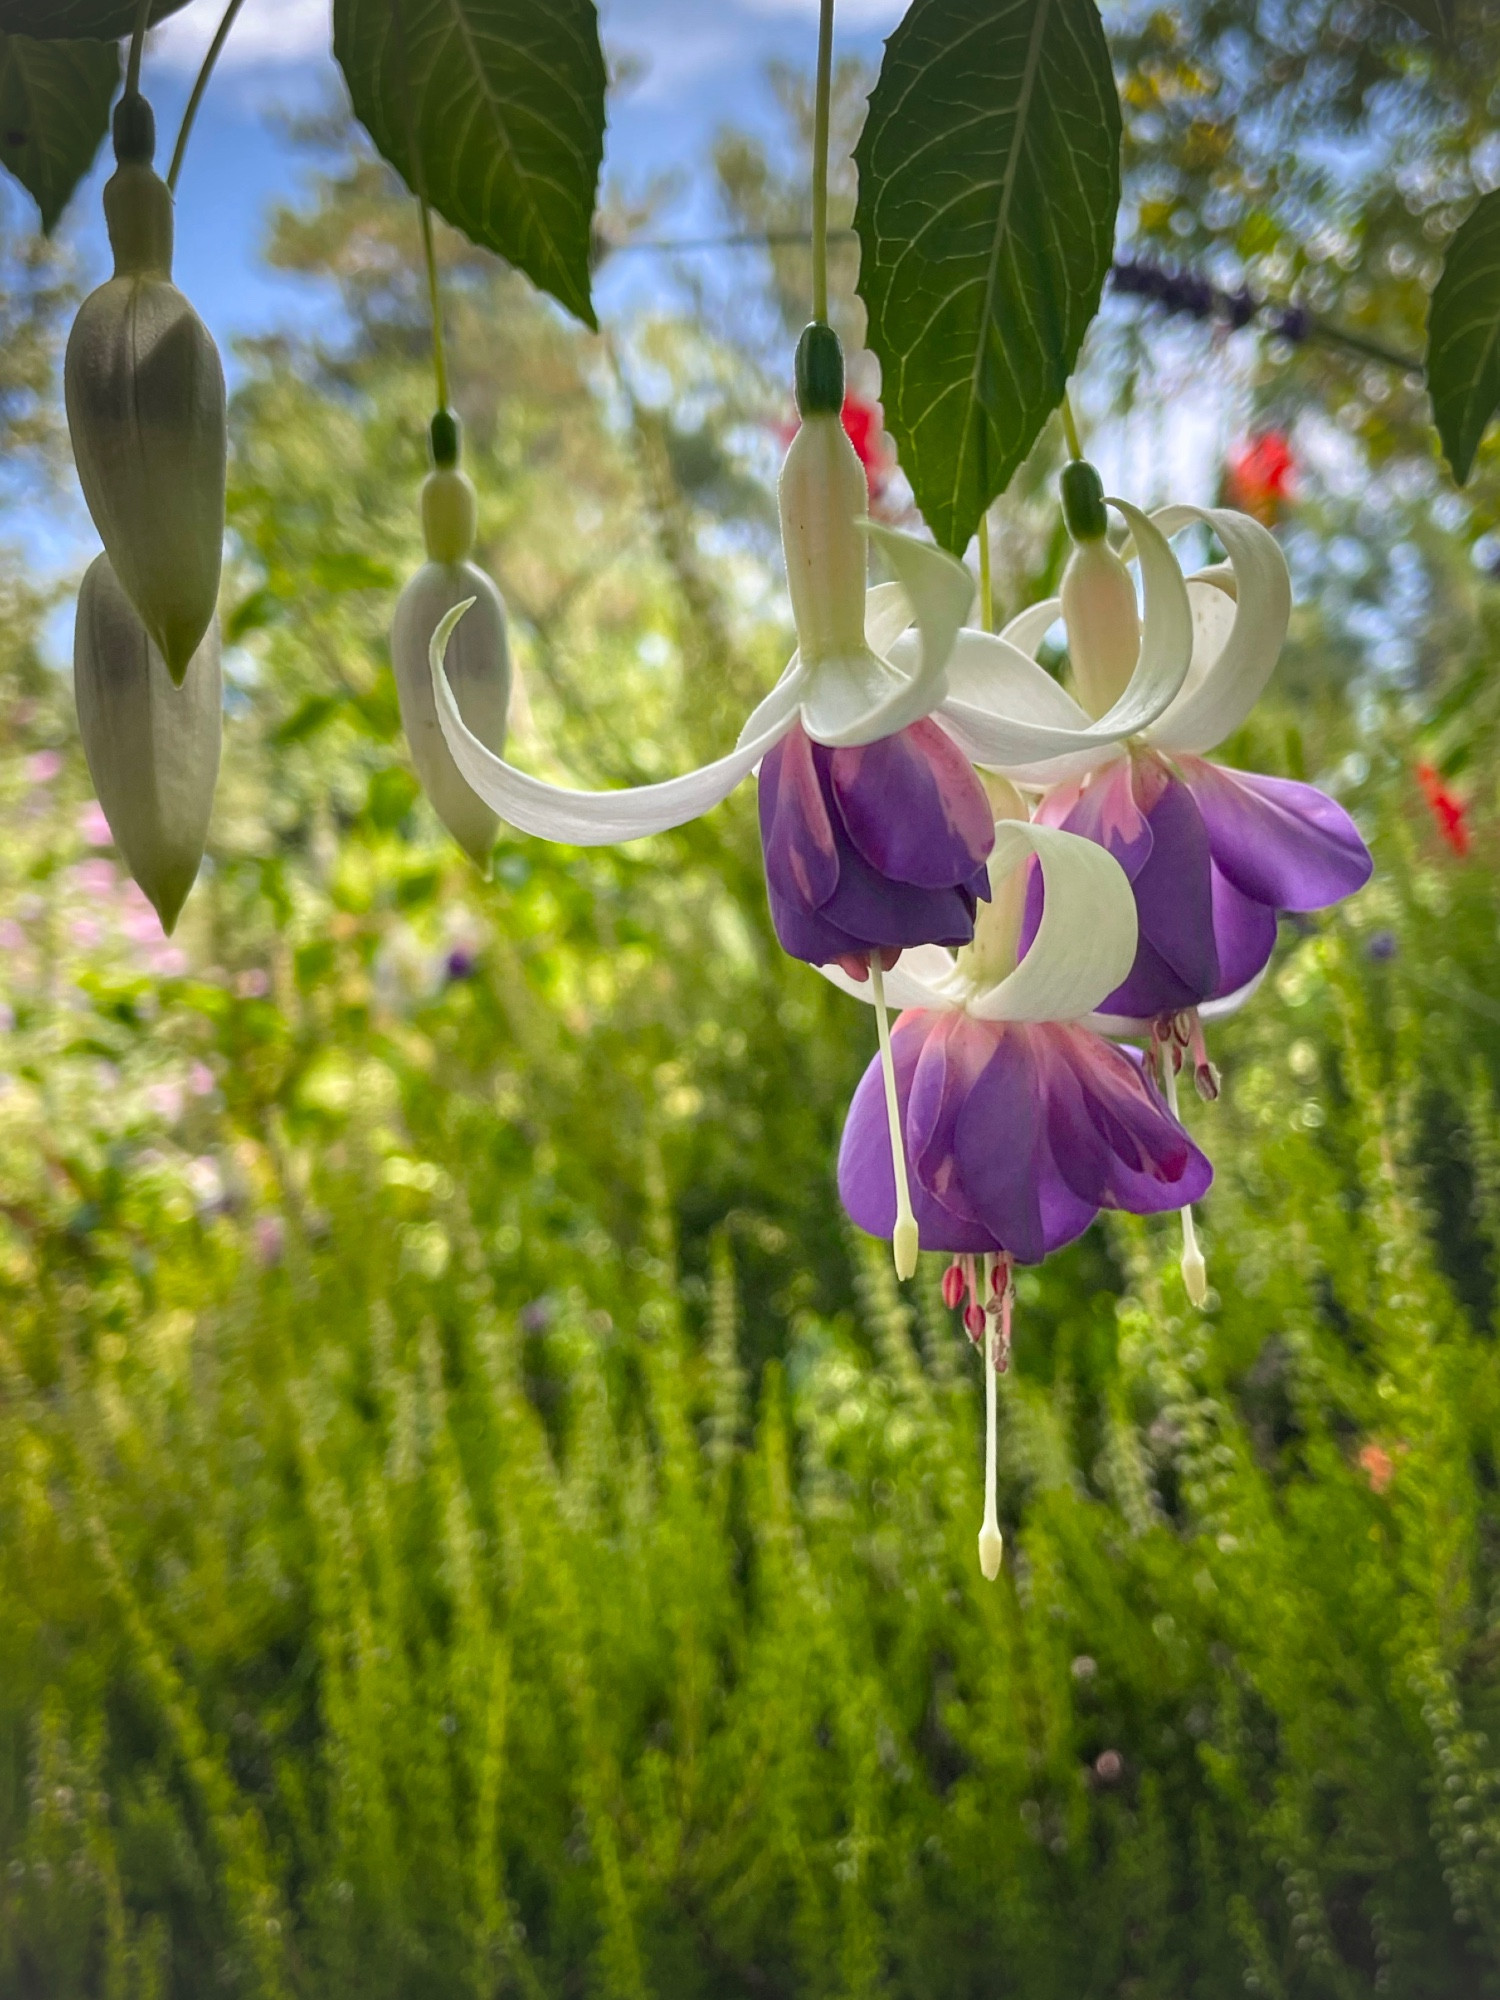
[1428,189,1500,484]
[0,31,117,232]
[333,0,605,328]
[0,0,191,34]
[854,0,1121,554]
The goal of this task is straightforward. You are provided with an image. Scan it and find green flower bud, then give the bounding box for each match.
[73,554,222,935]
[391,559,511,867]
[421,468,478,565]
[65,145,226,685]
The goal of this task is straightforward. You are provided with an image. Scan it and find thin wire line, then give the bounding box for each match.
[168,0,246,193]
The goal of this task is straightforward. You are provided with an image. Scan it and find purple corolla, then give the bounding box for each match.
[758,715,993,971]
[821,807,1211,1578]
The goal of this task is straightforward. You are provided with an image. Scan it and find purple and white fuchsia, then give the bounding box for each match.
[822,803,1211,1578]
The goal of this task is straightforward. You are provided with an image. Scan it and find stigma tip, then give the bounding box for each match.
[893,1217,919,1281]
[1182,1245,1208,1308]
[978,1524,1004,1581]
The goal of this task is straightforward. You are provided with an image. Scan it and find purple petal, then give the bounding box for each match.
[948,1025,1050,1265]
[1040,752,1155,879]
[1210,862,1277,996]
[829,718,994,890]
[759,723,840,910]
[838,1012,995,1253]
[1040,1026,1213,1213]
[1124,773,1220,1003]
[1179,757,1373,912]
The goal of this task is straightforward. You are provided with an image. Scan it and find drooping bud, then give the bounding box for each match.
[73,554,222,935]
[780,325,868,674]
[65,103,226,685]
[391,439,512,867]
[1058,460,1139,721]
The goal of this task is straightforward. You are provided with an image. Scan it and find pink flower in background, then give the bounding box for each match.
[147,1081,185,1123]
[1416,762,1470,857]
[78,800,112,847]
[27,750,62,785]
[236,969,271,999]
[0,922,23,952]
[190,1063,216,1097]
[1225,432,1294,524]
[71,918,103,948]
[72,858,117,900]
[254,1214,287,1267]
[150,945,187,977]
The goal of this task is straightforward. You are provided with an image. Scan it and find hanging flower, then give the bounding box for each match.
[839,392,891,505]
[943,465,1371,1036]
[426,346,1202,973]
[1416,761,1470,857]
[824,802,1211,1577]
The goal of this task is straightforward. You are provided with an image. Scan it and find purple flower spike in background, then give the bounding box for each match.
[758,715,994,972]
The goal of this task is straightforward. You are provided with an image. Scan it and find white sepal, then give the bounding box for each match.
[430,602,781,844]
[816,943,963,1013]
[796,524,972,748]
[937,501,1193,785]
[815,826,1137,1028]
[965,822,1138,1023]
[1141,504,1291,755]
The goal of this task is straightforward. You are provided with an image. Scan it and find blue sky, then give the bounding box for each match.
[56,0,907,347]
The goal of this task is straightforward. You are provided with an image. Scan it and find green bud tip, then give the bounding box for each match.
[113,94,156,167]
[430,410,461,470]
[794,322,844,418]
[1060,459,1108,543]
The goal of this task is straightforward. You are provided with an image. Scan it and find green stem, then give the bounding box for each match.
[168,0,246,192]
[977,509,994,632]
[420,197,450,414]
[127,0,152,97]
[1060,388,1083,460]
[810,0,835,323]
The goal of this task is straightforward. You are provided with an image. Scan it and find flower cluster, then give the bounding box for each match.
[426,326,1373,1577]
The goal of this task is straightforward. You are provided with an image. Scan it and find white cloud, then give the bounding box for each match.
[153,0,331,73]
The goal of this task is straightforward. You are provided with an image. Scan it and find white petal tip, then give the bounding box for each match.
[893,1220,919,1281]
[1182,1247,1208,1308]
[978,1526,1004,1581]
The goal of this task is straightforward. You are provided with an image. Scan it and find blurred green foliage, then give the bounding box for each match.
[5,14,1500,1993]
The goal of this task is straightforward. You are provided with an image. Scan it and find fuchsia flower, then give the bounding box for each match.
[824,807,1210,1578]
[948,470,1371,1033]
[1416,761,1470,857]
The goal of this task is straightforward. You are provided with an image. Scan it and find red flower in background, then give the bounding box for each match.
[1225,431,1294,524]
[840,394,891,504]
[1416,762,1470,857]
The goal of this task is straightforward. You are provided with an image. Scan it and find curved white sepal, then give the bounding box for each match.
[737,584,916,753]
[797,524,972,749]
[999,596,1062,659]
[736,659,809,750]
[816,943,962,1012]
[937,501,1194,786]
[966,822,1138,1023]
[430,602,780,843]
[1143,504,1291,755]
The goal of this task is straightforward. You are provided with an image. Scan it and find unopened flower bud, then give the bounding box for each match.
[65,111,226,685]
[779,402,868,674]
[1061,537,1141,720]
[73,554,221,934]
[392,540,511,869]
[942,1261,966,1309]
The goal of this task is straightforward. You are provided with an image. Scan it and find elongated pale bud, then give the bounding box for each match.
[780,324,869,671]
[65,100,226,685]
[74,554,222,935]
[392,424,510,866]
[1058,459,1139,720]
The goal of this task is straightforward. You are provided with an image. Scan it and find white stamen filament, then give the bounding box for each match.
[978,1319,1003,1581]
[1164,1057,1208,1306]
[870,955,919,1279]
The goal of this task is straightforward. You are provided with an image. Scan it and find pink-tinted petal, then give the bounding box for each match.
[1041,1026,1212,1212]
[1179,756,1373,911]
[759,722,839,909]
[829,718,994,889]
